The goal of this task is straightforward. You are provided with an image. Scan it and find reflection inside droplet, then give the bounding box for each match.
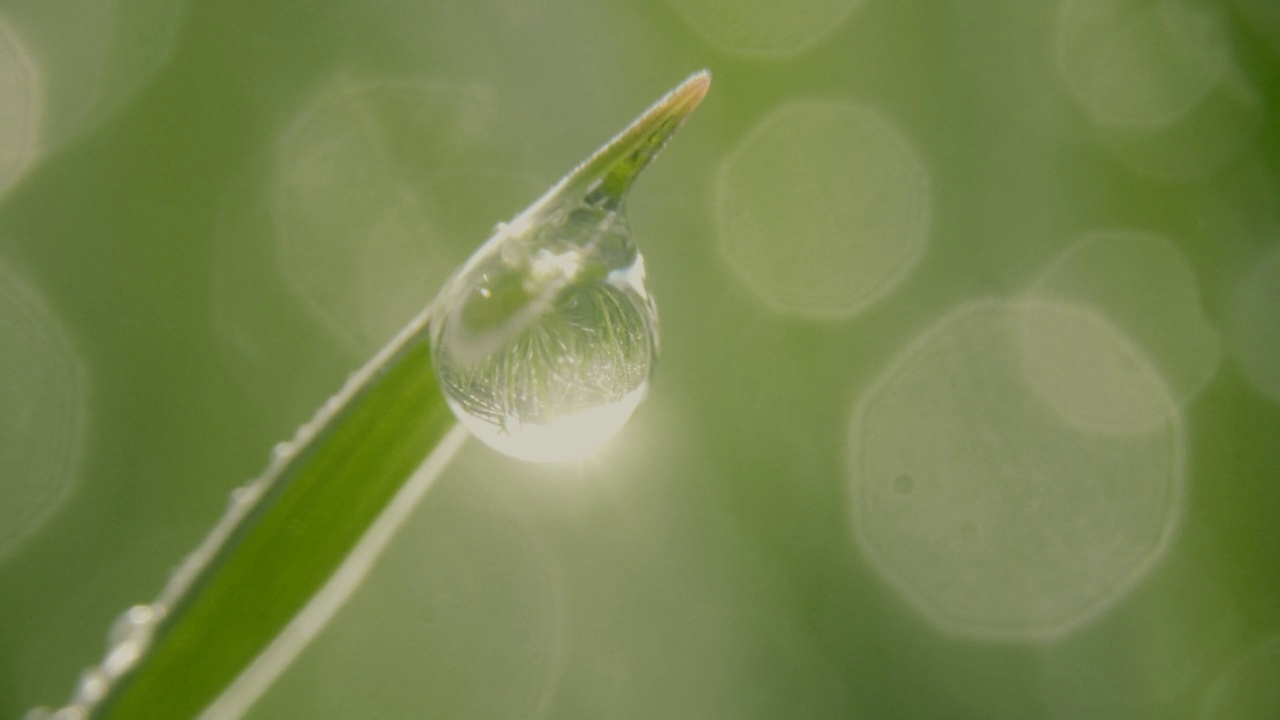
[430,202,657,463]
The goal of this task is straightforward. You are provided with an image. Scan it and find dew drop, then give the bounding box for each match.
[104,604,162,678]
[229,483,261,508]
[270,440,293,460]
[430,204,657,463]
[428,72,708,463]
[102,640,144,680]
[73,668,108,705]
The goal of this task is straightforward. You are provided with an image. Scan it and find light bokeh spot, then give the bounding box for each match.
[2,0,185,150]
[849,299,1183,640]
[1200,634,1280,720]
[665,0,860,58]
[0,14,39,199]
[275,76,528,352]
[1029,230,1220,419]
[716,100,929,319]
[0,256,87,562]
[1056,0,1259,180]
[1057,0,1231,126]
[1229,244,1280,406]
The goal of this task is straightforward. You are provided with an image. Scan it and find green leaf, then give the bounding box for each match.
[92,308,463,720]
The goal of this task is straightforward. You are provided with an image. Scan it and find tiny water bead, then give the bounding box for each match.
[28,603,167,720]
[429,72,709,462]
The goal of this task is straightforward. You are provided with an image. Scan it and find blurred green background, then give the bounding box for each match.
[2,0,1279,717]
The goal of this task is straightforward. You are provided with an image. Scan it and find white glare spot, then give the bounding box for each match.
[528,249,582,285]
[456,385,647,463]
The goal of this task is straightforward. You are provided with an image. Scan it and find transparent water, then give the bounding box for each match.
[430,203,657,462]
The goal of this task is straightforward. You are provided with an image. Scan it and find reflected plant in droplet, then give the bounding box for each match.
[429,71,710,462]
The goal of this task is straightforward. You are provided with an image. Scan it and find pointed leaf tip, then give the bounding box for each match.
[549,70,712,209]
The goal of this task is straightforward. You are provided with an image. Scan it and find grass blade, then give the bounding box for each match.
[89,307,459,720]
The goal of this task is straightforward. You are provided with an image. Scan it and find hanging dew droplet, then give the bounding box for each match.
[430,71,710,462]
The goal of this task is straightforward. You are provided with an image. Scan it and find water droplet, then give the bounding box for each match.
[429,72,709,462]
[107,604,161,648]
[102,604,162,679]
[73,668,109,705]
[230,483,261,507]
[432,207,656,463]
[270,441,293,460]
[102,640,144,680]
